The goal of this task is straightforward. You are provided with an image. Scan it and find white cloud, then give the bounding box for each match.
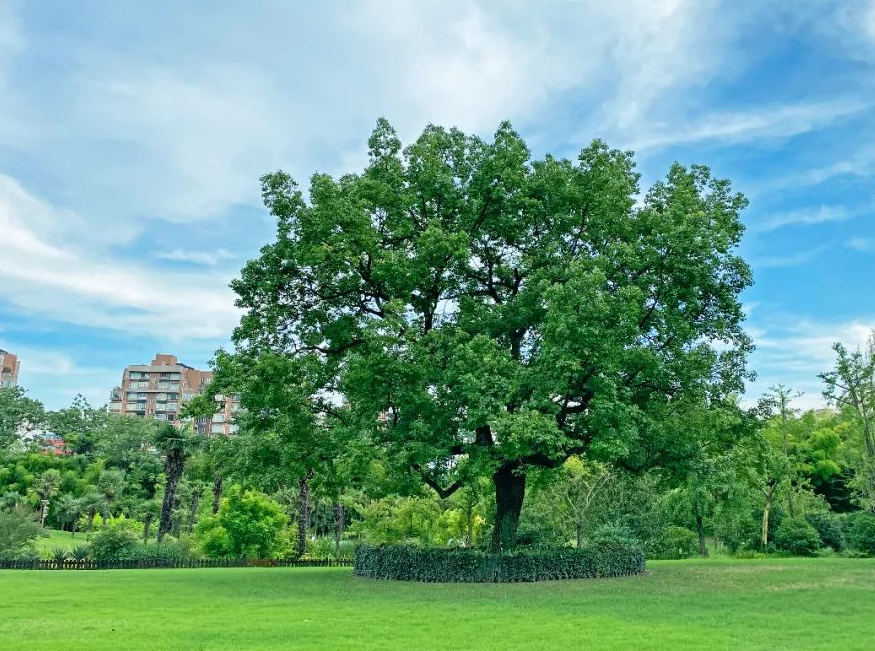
[157,248,235,266]
[848,238,875,252]
[624,100,869,152]
[754,205,850,233]
[0,174,240,339]
[752,244,830,269]
[747,317,875,410]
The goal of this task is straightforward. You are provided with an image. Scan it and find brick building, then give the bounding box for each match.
[0,349,20,388]
[108,353,238,435]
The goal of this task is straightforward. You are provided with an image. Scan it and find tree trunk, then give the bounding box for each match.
[297,470,313,557]
[71,517,77,538]
[788,490,795,519]
[491,463,526,552]
[158,450,184,542]
[576,518,584,549]
[333,502,345,557]
[86,508,95,539]
[212,475,223,515]
[143,513,152,542]
[696,514,708,557]
[761,498,772,548]
[188,488,201,533]
[39,500,48,527]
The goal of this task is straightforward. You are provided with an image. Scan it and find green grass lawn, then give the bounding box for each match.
[33,528,86,556]
[1,558,873,650]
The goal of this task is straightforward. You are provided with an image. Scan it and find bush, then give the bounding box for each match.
[0,505,42,559]
[589,522,638,547]
[773,518,820,556]
[70,545,89,561]
[123,539,196,564]
[88,515,141,562]
[50,547,69,562]
[195,487,288,558]
[805,512,844,551]
[653,526,698,560]
[846,512,875,556]
[353,543,646,582]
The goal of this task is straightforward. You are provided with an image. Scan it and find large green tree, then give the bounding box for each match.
[230,119,752,550]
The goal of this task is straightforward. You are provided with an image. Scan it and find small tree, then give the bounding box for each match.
[0,504,42,558]
[34,469,61,527]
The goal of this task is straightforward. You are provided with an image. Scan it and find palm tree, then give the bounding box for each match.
[137,498,161,542]
[35,469,61,527]
[97,469,126,518]
[80,489,104,539]
[54,494,83,536]
[154,423,204,541]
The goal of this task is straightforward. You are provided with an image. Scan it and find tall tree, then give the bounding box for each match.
[229,119,752,550]
[821,335,875,510]
[153,423,203,541]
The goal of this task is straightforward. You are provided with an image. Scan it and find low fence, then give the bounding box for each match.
[0,558,353,570]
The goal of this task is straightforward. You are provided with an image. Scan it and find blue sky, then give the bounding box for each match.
[1,0,874,410]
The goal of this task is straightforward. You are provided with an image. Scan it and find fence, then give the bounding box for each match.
[0,558,353,570]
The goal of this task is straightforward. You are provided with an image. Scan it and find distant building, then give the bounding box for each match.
[108,353,238,435]
[0,349,20,388]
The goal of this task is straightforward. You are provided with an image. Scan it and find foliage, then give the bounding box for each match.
[805,512,845,551]
[845,512,875,556]
[70,545,89,561]
[0,504,42,558]
[88,515,142,562]
[652,526,699,560]
[589,522,639,547]
[353,543,645,582]
[773,518,820,556]
[195,487,288,558]
[227,119,752,550]
[0,386,45,449]
[50,547,69,562]
[123,539,196,564]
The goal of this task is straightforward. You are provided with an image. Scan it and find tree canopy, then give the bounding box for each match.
[221,119,753,549]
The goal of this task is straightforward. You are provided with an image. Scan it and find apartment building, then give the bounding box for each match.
[108,353,238,435]
[0,349,20,388]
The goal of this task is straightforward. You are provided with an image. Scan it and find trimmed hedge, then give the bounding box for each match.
[353,543,646,582]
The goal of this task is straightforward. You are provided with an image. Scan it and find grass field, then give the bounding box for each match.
[33,528,85,556]
[1,558,874,650]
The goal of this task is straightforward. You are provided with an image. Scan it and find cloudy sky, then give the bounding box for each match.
[1,0,874,409]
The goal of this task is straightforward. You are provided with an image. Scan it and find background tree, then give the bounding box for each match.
[0,386,44,450]
[821,335,875,510]
[228,119,752,550]
[34,469,61,526]
[153,423,203,541]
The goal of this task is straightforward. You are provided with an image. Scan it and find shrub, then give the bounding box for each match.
[805,512,844,551]
[123,539,196,564]
[353,543,645,582]
[88,515,141,562]
[70,545,89,561]
[0,505,42,558]
[653,526,699,560]
[846,512,875,556]
[195,487,288,558]
[589,522,638,547]
[50,547,69,562]
[773,518,820,556]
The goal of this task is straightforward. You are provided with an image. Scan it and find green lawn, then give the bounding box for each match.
[1,558,873,650]
[33,528,85,556]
